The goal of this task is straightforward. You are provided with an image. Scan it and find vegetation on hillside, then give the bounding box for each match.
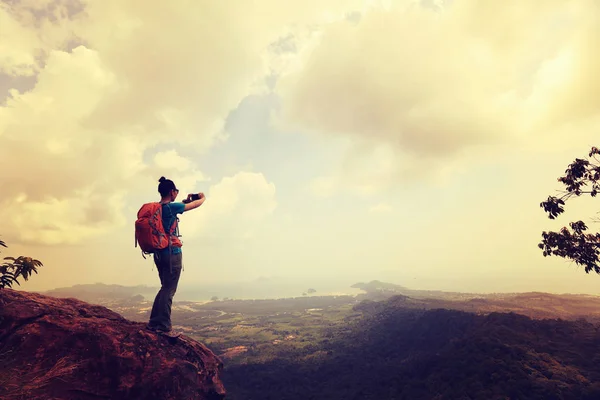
[222,297,600,400]
[540,146,600,273]
[0,239,43,289]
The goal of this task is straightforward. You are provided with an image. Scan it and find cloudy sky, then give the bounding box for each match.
[2,0,600,296]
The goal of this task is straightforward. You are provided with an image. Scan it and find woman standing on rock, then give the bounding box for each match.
[144,176,205,338]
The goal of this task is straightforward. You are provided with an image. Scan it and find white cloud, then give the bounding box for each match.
[368,203,392,215]
[0,0,373,245]
[308,140,456,197]
[68,0,369,149]
[182,171,277,241]
[5,0,597,249]
[0,46,128,244]
[0,5,40,76]
[309,176,338,198]
[0,0,80,76]
[144,150,209,198]
[274,0,600,185]
[4,190,127,246]
[153,150,192,172]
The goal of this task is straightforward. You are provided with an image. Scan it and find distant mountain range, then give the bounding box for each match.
[40,283,158,303]
[38,280,600,324]
[351,280,600,323]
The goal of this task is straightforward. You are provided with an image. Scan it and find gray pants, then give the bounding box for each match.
[147,252,182,332]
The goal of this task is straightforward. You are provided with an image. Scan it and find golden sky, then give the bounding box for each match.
[2,0,600,295]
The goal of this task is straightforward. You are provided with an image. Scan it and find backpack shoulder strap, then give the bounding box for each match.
[163,203,174,234]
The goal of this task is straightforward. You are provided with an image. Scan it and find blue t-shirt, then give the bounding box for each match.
[159,202,185,255]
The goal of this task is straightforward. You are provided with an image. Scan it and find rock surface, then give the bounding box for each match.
[0,288,226,400]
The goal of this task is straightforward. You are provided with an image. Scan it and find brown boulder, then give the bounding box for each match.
[0,288,226,400]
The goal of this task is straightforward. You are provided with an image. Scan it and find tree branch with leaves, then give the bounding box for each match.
[0,239,43,289]
[539,146,600,274]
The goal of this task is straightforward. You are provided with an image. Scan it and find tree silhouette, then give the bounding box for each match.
[0,239,43,289]
[539,146,600,273]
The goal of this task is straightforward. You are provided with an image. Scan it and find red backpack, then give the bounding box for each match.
[134,203,182,257]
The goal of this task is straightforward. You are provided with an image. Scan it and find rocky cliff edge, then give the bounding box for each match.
[0,288,226,400]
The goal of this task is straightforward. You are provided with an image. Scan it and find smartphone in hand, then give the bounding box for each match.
[183,193,202,204]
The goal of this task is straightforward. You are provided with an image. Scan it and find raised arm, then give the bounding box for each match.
[182,193,206,211]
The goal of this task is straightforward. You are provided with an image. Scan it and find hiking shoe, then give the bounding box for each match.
[158,330,181,338]
[146,325,181,338]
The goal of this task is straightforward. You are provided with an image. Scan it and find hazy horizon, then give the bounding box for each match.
[33,275,600,303]
[3,0,600,296]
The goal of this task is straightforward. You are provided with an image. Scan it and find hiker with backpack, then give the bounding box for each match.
[135,176,205,338]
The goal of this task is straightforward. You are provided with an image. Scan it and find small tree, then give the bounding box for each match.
[539,146,600,273]
[0,239,43,289]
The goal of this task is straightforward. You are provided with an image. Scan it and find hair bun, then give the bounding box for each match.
[159,176,166,183]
